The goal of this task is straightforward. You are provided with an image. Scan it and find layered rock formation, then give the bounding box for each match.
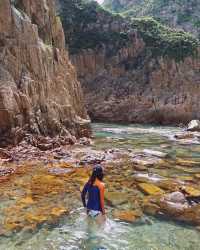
[59,0,200,125]
[103,0,200,39]
[0,0,90,145]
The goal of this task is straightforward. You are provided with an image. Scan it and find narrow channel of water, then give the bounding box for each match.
[0,123,200,250]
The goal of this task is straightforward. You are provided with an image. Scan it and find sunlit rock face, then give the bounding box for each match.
[0,0,90,145]
[58,0,200,125]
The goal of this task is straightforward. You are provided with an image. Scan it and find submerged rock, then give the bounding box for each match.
[143,202,160,216]
[113,209,142,223]
[105,192,129,206]
[134,173,165,183]
[132,155,164,166]
[176,159,200,167]
[134,164,148,171]
[156,179,179,192]
[174,133,195,140]
[138,183,165,195]
[181,186,200,197]
[79,152,105,165]
[143,149,167,158]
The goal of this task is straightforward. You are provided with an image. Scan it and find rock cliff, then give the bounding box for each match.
[59,1,200,125]
[0,0,90,146]
[103,0,200,39]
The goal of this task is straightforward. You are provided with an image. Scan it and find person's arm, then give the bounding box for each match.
[81,183,89,208]
[99,183,105,215]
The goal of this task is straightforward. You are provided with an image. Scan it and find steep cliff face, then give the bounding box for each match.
[103,0,200,39]
[59,0,200,125]
[0,0,90,145]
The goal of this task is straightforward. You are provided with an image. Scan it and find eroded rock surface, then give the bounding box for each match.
[0,0,90,146]
[58,0,200,125]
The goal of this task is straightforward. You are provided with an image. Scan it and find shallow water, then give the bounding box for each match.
[0,123,200,250]
[2,210,200,250]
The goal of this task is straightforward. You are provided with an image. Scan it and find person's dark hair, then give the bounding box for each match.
[89,165,104,186]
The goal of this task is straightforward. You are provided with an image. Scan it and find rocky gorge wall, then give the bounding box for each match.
[59,0,200,125]
[72,46,200,124]
[0,0,90,146]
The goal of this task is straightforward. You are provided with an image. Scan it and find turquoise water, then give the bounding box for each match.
[1,210,200,250]
[0,123,200,250]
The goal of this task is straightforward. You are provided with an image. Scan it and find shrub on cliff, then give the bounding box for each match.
[132,17,199,61]
[58,0,199,61]
[59,0,130,54]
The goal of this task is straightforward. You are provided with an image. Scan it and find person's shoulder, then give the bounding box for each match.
[96,180,105,189]
[101,182,105,188]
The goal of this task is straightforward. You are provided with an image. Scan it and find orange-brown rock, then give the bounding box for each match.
[138,183,165,195]
[143,191,200,226]
[113,209,142,223]
[0,0,90,146]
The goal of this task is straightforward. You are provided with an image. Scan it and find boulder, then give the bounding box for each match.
[138,183,165,195]
[186,120,200,132]
[78,137,91,146]
[134,164,148,171]
[79,152,105,165]
[164,191,186,204]
[182,186,200,197]
[174,133,195,140]
[143,202,160,216]
[178,205,200,225]
[132,155,164,166]
[143,149,167,158]
[105,191,129,206]
[143,191,200,226]
[156,180,179,192]
[0,167,15,177]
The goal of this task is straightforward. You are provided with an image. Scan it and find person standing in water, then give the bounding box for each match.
[81,165,106,221]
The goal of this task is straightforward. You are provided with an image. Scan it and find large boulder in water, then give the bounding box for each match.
[186,120,200,132]
[143,191,200,226]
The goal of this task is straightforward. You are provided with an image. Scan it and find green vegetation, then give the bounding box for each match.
[132,17,199,61]
[59,0,130,54]
[59,0,199,61]
[194,20,200,28]
[70,31,130,54]
[103,0,200,40]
